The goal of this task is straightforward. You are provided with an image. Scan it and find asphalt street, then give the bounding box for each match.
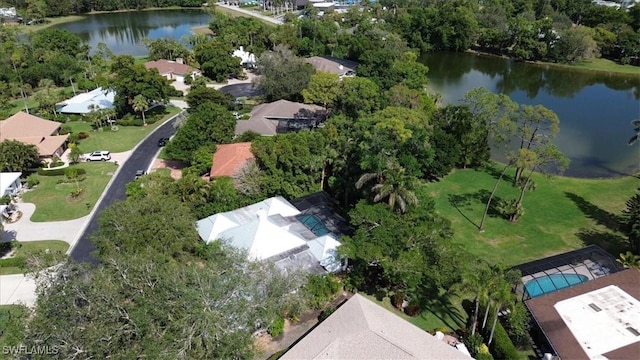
[70,114,183,263]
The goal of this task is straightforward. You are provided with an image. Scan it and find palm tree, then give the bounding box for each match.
[356,159,418,214]
[628,119,640,173]
[617,251,640,269]
[450,264,492,336]
[38,78,55,95]
[87,104,103,130]
[488,280,513,345]
[133,95,149,126]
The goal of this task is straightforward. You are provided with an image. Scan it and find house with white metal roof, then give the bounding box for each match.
[56,87,115,115]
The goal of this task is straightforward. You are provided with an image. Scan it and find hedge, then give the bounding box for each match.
[489,320,520,360]
[37,168,86,176]
[0,257,26,268]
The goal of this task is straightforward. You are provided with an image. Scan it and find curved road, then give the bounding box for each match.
[70,113,184,263]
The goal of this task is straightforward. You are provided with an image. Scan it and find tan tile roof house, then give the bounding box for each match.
[305,56,358,77]
[210,142,255,178]
[281,294,473,360]
[0,112,69,159]
[235,100,326,136]
[144,59,201,81]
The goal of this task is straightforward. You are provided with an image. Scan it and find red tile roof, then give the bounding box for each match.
[210,142,255,178]
[144,59,198,76]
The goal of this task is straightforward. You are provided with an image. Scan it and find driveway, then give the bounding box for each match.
[218,83,262,98]
[215,3,283,25]
[0,274,36,306]
[1,203,87,245]
[69,111,187,263]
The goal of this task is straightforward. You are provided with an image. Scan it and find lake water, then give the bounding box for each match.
[422,52,640,178]
[55,10,640,178]
[53,9,212,56]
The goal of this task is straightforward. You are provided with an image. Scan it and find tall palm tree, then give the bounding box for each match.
[450,264,492,336]
[628,119,640,173]
[38,78,55,95]
[356,159,418,214]
[133,95,149,126]
[488,280,513,345]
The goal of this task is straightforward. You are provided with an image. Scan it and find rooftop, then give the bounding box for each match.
[526,268,640,359]
[210,142,255,178]
[235,100,325,136]
[281,294,472,359]
[56,87,115,115]
[0,112,69,157]
[305,56,358,76]
[144,59,198,76]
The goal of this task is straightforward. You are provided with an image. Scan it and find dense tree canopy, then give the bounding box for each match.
[255,44,315,102]
[0,140,40,172]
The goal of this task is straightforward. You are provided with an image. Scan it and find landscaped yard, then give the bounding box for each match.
[64,105,181,153]
[422,164,639,266]
[22,162,117,222]
[0,240,69,275]
[0,305,28,349]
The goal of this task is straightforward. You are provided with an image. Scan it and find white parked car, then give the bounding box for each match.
[86,151,111,161]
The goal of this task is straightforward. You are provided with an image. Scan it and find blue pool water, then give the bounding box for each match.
[525,274,589,298]
[297,215,330,236]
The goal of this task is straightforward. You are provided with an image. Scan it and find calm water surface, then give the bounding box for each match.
[53,9,212,56]
[422,52,640,178]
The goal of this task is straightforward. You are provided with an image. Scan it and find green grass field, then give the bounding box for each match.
[65,106,180,153]
[22,162,117,222]
[0,305,28,349]
[570,58,640,75]
[422,164,639,266]
[0,240,69,275]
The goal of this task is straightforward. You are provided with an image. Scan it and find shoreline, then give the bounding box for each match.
[465,49,640,76]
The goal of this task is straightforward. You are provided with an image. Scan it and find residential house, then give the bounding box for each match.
[0,112,69,161]
[0,172,22,198]
[281,293,473,359]
[56,87,115,115]
[210,142,255,178]
[305,56,357,77]
[526,268,640,359]
[196,192,350,274]
[235,99,327,136]
[232,46,257,68]
[144,59,202,83]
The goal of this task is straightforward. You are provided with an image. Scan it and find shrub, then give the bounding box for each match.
[268,316,285,337]
[489,321,520,360]
[464,333,485,358]
[38,168,86,176]
[404,302,421,316]
[304,275,342,309]
[133,118,144,127]
[0,195,11,205]
[59,125,72,135]
[391,292,405,309]
[26,175,40,188]
[0,257,26,268]
[68,133,80,144]
[318,307,335,322]
[78,132,89,139]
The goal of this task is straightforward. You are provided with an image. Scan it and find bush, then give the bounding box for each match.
[78,132,89,139]
[304,275,342,309]
[489,321,520,360]
[38,168,86,176]
[318,307,335,322]
[268,316,285,337]
[0,195,11,205]
[59,125,72,135]
[0,257,26,268]
[26,175,40,188]
[404,302,421,316]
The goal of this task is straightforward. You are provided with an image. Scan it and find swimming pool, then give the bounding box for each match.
[297,214,330,236]
[524,273,589,298]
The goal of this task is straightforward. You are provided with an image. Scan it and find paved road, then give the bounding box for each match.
[69,113,185,263]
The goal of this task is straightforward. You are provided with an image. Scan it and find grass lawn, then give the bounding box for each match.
[0,305,28,349]
[569,58,640,75]
[360,292,467,333]
[422,164,640,266]
[65,106,181,153]
[22,162,117,222]
[0,240,69,275]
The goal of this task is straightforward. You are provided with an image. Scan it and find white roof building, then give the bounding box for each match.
[0,172,21,198]
[232,46,257,67]
[196,196,344,273]
[56,87,115,115]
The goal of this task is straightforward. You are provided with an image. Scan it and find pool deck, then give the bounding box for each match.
[517,259,612,298]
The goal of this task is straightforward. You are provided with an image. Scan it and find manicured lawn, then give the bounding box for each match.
[360,292,467,333]
[64,106,181,153]
[0,305,28,348]
[22,162,117,222]
[570,58,640,75]
[0,240,69,275]
[422,164,640,266]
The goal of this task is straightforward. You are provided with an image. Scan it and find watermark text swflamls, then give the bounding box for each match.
[2,345,60,355]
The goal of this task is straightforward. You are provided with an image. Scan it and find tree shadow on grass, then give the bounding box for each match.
[415,283,467,331]
[448,190,503,229]
[576,228,630,257]
[481,164,515,184]
[565,192,623,231]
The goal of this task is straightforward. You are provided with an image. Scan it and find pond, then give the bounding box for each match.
[53,9,212,56]
[421,52,640,178]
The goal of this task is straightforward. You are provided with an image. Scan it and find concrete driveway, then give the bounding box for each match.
[0,274,36,306]
[1,203,87,245]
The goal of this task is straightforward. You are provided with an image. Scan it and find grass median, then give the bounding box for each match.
[422,164,639,266]
[0,240,69,275]
[22,162,117,222]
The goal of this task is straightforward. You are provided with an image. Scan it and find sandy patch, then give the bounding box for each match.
[150,159,188,180]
